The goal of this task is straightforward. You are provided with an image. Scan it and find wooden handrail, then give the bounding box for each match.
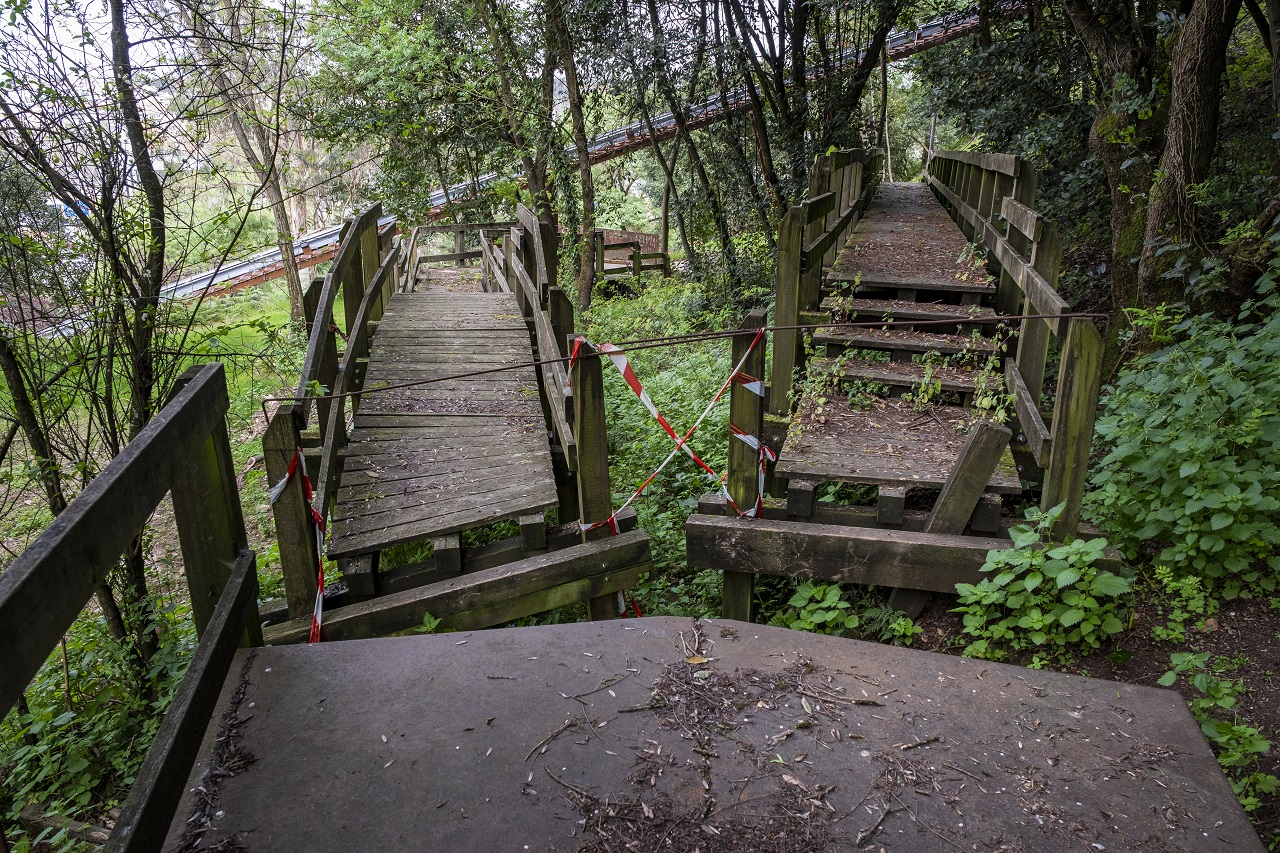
[296,203,382,431]
[315,245,400,524]
[0,362,262,851]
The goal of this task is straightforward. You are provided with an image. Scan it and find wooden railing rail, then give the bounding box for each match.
[925,149,1102,536]
[0,362,262,852]
[296,203,383,435]
[769,147,885,425]
[413,220,517,268]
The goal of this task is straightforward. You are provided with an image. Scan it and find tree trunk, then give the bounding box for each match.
[551,0,596,310]
[1138,0,1244,306]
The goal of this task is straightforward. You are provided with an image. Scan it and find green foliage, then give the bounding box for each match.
[1158,653,1280,813]
[955,504,1130,664]
[1149,565,1216,643]
[768,581,860,634]
[1,602,196,846]
[1087,288,1280,596]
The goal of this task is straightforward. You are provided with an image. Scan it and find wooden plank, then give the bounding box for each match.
[0,364,228,718]
[520,514,547,552]
[686,515,1005,594]
[1042,319,1104,538]
[332,478,558,531]
[106,550,258,853]
[1000,196,1042,242]
[696,494,1020,538]
[971,493,1003,534]
[434,534,461,574]
[1005,359,1052,466]
[266,529,652,643]
[925,421,1012,534]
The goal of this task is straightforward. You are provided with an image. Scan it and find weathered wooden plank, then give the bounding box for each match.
[786,479,818,519]
[1042,319,1104,538]
[1005,359,1052,466]
[106,550,258,853]
[925,421,1012,535]
[770,208,805,418]
[570,339,617,620]
[686,515,1005,593]
[267,529,652,643]
[1000,196,1043,242]
[0,364,229,718]
[332,478,559,530]
[341,552,378,597]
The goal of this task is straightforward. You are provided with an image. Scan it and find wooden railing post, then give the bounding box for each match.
[262,405,320,620]
[724,310,767,622]
[570,339,617,620]
[769,208,804,419]
[1042,318,1104,538]
[1016,220,1062,405]
[454,226,464,266]
[167,365,263,646]
[630,241,642,277]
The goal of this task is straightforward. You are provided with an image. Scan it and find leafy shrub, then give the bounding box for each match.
[1149,565,1217,643]
[1087,283,1280,595]
[767,581,860,634]
[1158,653,1280,812]
[955,504,1131,664]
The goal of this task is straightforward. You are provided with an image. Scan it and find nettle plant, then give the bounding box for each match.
[955,504,1132,665]
[1087,277,1280,596]
[769,581,860,635]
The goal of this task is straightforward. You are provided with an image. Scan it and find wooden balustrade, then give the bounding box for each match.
[770,147,885,426]
[925,150,1102,536]
[0,363,262,852]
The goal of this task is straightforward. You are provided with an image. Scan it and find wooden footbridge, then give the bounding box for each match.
[259,207,653,642]
[687,147,1106,618]
[0,154,1266,851]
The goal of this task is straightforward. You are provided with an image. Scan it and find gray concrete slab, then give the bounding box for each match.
[165,617,1262,852]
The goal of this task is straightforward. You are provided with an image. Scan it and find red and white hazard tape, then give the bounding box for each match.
[569,329,769,532]
[730,423,777,517]
[269,448,326,643]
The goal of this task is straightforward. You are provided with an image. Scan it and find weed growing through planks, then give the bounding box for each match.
[1159,652,1280,813]
[768,580,860,634]
[954,503,1132,664]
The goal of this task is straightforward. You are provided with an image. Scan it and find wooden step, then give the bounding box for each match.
[821,296,1002,327]
[809,357,983,395]
[823,270,995,301]
[813,326,1002,359]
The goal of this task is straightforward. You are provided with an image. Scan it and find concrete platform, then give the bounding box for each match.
[165,618,1262,852]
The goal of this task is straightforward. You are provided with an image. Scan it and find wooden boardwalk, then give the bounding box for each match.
[326,265,557,560]
[776,182,1018,509]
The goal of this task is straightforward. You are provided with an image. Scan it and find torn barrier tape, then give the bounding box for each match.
[268,447,327,643]
[577,328,764,533]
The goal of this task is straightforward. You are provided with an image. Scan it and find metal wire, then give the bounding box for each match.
[260,311,1109,417]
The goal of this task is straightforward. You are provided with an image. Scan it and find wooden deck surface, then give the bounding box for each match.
[163,617,1264,852]
[326,266,557,559]
[828,181,986,290]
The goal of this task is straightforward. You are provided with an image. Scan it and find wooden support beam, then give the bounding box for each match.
[724,310,767,622]
[263,530,652,644]
[262,406,320,620]
[769,208,805,418]
[686,515,1004,594]
[786,479,819,519]
[971,493,1003,534]
[340,553,377,598]
[433,534,462,575]
[1042,319,1104,538]
[571,339,620,620]
[877,486,907,525]
[520,513,547,552]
